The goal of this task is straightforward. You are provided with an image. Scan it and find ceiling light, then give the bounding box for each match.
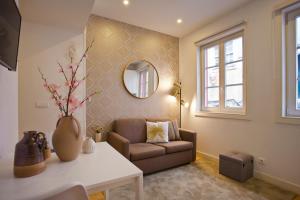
[123,0,130,6]
[177,19,182,24]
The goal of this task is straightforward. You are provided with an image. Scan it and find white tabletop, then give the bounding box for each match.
[0,142,142,200]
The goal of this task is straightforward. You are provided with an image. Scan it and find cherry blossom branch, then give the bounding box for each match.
[69,91,99,115]
[57,62,68,82]
[72,40,94,81]
[66,40,94,116]
[70,73,89,94]
[38,68,66,115]
[39,41,97,117]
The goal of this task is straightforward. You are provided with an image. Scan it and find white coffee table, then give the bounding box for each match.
[0,142,143,200]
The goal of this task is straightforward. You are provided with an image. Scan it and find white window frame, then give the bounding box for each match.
[284,6,300,116]
[195,24,247,118]
[274,0,300,124]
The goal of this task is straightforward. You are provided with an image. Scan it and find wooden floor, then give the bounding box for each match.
[89,192,104,200]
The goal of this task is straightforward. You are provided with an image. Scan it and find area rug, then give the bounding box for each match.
[106,155,296,200]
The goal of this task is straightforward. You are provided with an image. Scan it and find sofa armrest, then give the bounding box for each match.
[179,128,197,161]
[107,132,130,159]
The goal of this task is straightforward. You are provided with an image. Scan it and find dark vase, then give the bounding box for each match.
[14,131,47,178]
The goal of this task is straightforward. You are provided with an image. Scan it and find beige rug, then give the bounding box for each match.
[90,154,296,200]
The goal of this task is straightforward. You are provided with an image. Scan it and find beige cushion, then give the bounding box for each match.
[146,119,180,141]
[129,143,166,161]
[156,141,193,154]
[171,120,181,140]
[168,121,176,140]
[146,121,169,143]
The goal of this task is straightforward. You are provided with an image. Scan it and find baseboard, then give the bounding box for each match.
[254,171,300,195]
[197,151,300,195]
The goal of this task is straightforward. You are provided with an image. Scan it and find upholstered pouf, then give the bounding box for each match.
[219,152,254,182]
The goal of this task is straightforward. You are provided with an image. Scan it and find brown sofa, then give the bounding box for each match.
[107,118,197,174]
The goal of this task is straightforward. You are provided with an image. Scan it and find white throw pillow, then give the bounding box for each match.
[146,121,169,143]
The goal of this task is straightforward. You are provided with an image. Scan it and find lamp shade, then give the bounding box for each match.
[170,82,181,98]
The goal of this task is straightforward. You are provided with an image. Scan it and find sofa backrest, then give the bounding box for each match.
[113,119,147,143]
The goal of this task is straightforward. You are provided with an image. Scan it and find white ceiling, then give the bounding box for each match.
[19,0,95,31]
[92,0,253,38]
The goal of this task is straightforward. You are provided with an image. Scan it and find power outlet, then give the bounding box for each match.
[257,157,265,166]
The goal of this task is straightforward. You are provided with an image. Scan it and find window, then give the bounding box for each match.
[139,70,149,97]
[282,5,300,117]
[199,31,245,114]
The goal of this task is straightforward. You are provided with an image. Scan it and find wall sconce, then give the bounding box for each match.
[169,82,189,127]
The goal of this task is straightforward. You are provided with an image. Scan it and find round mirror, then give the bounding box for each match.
[123,60,159,98]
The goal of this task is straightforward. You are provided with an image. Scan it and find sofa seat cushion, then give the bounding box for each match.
[129,143,166,161]
[156,141,193,154]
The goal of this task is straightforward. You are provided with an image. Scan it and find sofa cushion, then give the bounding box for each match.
[146,118,181,141]
[129,143,166,161]
[156,141,193,154]
[146,121,169,143]
[113,119,146,143]
[171,120,181,141]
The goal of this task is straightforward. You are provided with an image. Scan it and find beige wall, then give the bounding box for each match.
[180,0,300,191]
[18,21,86,139]
[0,0,19,159]
[86,15,179,135]
[0,67,18,158]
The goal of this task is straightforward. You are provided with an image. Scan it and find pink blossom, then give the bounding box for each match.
[48,84,60,91]
[68,95,80,107]
[55,101,61,106]
[68,63,77,71]
[43,83,48,88]
[65,81,72,87]
[73,80,81,87]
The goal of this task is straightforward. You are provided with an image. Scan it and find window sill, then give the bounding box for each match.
[195,112,251,121]
[276,116,300,125]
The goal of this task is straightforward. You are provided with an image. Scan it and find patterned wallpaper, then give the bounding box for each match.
[86,15,179,136]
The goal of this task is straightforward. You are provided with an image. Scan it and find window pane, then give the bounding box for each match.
[206,87,219,108]
[297,53,300,110]
[296,17,300,110]
[225,85,243,108]
[225,61,243,85]
[205,45,219,67]
[206,67,219,87]
[225,37,243,64]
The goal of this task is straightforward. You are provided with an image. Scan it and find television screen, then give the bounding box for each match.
[0,0,21,71]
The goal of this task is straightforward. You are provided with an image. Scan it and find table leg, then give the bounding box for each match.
[135,175,143,200]
[105,190,109,200]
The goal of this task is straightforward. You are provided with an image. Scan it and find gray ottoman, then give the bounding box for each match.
[219,152,254,182]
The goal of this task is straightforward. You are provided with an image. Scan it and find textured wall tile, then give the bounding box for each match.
[86,15,179,136]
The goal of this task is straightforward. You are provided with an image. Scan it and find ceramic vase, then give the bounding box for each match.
[95,132,102,142]
[82,137,96,154]
[14,131,47,178]
[52,116,83,161]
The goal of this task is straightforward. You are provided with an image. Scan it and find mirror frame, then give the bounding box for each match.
[122,59,159,99]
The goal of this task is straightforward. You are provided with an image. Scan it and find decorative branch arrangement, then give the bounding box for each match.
[39,41,99,117]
